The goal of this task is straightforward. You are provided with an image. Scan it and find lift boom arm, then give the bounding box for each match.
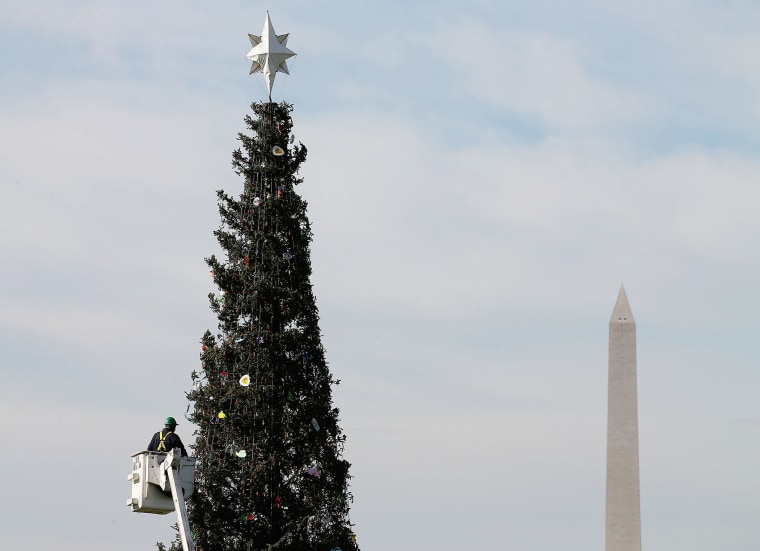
[160,449,195,551]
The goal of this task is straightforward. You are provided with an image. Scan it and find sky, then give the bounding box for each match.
[1,0,760,549]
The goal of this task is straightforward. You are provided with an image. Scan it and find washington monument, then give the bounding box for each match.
[605,286,641,551]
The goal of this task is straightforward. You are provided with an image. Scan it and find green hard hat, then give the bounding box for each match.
[164,416,178,426]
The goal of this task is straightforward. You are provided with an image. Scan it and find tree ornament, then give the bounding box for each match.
[239,374,251,386]
[246,12,296,97]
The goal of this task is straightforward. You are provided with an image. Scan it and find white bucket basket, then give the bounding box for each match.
[127,451,196,514]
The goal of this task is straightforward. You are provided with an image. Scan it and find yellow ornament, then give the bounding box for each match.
[218,411,226,419]
[239,374,251,387]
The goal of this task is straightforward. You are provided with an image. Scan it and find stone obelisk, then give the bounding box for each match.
[605,286,641,551]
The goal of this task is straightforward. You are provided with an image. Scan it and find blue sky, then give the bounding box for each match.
[2,1,760,550]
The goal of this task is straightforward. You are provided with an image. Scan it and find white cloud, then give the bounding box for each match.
[299,108,760,330]
[426,22,648,131]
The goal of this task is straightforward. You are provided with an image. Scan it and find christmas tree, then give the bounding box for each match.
[162,14,359,551]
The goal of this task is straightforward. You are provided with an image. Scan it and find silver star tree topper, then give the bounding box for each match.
[246,12,296,98]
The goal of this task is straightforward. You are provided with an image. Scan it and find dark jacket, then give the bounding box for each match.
[147,428,188,456]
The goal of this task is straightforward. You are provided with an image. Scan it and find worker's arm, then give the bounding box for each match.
[170,434,188,456]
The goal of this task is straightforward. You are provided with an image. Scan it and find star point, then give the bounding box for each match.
[246,12,296,97]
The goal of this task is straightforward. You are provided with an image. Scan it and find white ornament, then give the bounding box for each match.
[246,12,296,97]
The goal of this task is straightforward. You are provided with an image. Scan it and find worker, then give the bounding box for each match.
[147,417,188,456]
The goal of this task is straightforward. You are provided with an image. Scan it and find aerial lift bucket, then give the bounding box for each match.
[128,450,196,551]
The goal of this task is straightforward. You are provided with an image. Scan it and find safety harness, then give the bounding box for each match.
[157,430,173,452]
